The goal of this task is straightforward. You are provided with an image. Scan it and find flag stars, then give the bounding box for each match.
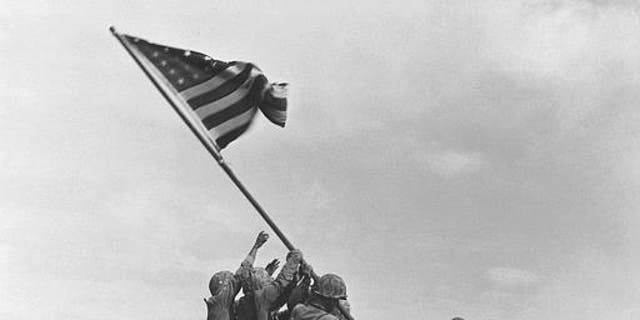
[169,69,176,75]
[152,51,159,57]
[184,51,191,56]
[177,78,185,85]
[163,47,169,52]
[192,73,200,79]
[160,60,167,67]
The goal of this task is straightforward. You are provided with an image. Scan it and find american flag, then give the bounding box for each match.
[118,33,288,149]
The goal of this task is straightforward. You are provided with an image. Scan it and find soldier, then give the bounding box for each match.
[204,270,240,320]
[204,231,276,320]
[270,261,315,320]
[236,232,305,320]
[285,263,313,311]
[236,231,271,287]
[290,274,349,320]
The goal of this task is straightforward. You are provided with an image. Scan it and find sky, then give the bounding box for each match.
[1,0,640,319]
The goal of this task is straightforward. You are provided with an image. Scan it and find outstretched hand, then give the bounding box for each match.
[265,258,280,276]
[204,297,213,311]
[254,231,269,248]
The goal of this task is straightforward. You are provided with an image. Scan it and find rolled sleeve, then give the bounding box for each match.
[260,258,298,304]
[236,264,255,293]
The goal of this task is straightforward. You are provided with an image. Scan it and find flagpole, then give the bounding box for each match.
[109,26,223,162]
[110,27,353,320]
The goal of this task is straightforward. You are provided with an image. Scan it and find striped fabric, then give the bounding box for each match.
[121,34,288,149]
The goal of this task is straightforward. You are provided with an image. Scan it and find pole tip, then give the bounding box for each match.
[108,26,117,34]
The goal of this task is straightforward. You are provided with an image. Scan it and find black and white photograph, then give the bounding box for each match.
[1,1,639,319]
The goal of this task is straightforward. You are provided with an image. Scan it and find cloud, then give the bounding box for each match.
[424,150,485,177]
[537,0,640,9]
[517,248,640,320]
[3,1,640,320]
[404,146,486,178]
[486,266,540,288]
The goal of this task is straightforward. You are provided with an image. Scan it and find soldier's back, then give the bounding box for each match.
[290,304,338,320]
[237,295,257,320]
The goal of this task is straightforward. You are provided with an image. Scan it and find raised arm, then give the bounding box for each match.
[262,249,304,303]
[241,231,269,268]
[265,258,281,276]
[236,231,270,291]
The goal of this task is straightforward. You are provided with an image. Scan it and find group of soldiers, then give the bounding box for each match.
[204,231,351,320]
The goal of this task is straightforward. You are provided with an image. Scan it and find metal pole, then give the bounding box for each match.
[109,26,223,163]
[216,160,296,250]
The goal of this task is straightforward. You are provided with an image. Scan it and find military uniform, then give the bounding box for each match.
[290,303,339,320]
[237,250,302,320]
[331,300,351,320]
[291,273,350,320]
[205,271,241,320]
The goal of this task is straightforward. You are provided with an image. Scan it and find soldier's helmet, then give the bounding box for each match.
[314,273,347,300]
[209,271,235,296]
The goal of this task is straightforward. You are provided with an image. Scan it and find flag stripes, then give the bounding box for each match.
[259,83,288,127]
[120,34,287,149]
[201,75,267,130]
[211,108,258,139]
[186,63,252,109]
[194,69,262,120]
[180,62,242,101]
[216,122,254,150]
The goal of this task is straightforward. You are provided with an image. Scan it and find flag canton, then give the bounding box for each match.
[125,35,229,91]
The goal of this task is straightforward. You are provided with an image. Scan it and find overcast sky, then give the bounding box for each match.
[1,1,639,319]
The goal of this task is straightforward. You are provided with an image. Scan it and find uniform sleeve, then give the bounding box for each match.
[261,257,299,303]
[290,304,303,320]
[237,246,257,277]
[235,262,253,291]
[222,277,241,305]
[240,255,254,268]
[287,276,311,310]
